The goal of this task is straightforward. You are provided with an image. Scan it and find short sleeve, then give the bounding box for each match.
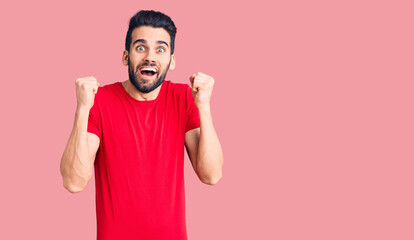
[185,85,200,132]
[87,94,101,139]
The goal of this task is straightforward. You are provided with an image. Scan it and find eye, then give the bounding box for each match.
[157,47,165,53]
[137,46,145,51]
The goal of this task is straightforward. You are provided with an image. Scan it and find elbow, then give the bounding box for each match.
[64,184,85,194]
[60,162,92,194]
[198,158,224,186]
[201,173,223,186]
[62,174,90,194]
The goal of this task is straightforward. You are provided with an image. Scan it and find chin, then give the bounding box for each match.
[131,77,164,93]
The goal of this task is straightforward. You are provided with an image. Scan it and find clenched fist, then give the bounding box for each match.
[75,76,100,110]
[189,72,215,108]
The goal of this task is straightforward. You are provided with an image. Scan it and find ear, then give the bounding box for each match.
[122,50,129,66]
[169,54,176,70]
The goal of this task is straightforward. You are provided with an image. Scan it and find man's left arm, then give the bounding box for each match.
[185,72,223,185]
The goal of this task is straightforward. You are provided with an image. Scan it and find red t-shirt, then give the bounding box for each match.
[87,80,200,240]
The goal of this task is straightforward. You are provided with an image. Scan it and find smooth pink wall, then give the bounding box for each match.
[0,0,413,239]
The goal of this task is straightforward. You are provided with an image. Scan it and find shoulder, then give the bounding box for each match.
[97,82,120,94]
[95,82,122,99]
[164,81,196,113]
[166,80,190,91]
[165,80,191,97]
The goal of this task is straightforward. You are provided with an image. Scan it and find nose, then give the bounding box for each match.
[144,50,156,63]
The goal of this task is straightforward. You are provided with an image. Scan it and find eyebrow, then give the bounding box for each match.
[132,39,169,47]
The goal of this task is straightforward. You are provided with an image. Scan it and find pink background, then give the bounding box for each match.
[1,0,413,239]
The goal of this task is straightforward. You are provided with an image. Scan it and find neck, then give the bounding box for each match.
[122,80,163,101]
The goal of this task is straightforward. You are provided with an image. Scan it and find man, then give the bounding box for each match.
[60,10,223,240]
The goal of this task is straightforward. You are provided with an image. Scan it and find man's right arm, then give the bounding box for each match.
[60,77,100,193]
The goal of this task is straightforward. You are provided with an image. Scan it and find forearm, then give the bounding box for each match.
[196,104,223,185]
[60,107,93,193]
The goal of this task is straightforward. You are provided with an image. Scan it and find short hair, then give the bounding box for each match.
[125,10,177,54]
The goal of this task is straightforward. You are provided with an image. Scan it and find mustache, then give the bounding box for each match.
[136,62,157,72]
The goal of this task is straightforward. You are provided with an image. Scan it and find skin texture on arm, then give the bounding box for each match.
[185,72,224,185]
[60,77,100,193]
[60,108,100,193]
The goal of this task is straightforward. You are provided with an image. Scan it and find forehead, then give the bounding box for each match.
[131,26,171,45]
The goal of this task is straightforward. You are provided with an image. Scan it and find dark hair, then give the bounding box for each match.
[125,10,177,54]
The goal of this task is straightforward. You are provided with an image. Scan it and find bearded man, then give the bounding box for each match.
[60,10,223,240]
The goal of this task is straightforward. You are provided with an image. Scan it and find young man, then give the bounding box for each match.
[60,10,223,240]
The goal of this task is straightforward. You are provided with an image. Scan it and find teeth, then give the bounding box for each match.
[141,67,157,72]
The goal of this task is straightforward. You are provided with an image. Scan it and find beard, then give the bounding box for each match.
[128,59,171,93]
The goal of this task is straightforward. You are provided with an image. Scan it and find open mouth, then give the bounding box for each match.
[139,67,158,77]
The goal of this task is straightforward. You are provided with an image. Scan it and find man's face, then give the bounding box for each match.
[123,26,175,93]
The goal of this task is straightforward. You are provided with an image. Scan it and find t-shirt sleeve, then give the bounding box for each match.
[87,94,101,139]
[185,85,200,132]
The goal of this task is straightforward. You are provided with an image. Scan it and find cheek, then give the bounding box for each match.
[161,57,172,68]
[128,52,143,62]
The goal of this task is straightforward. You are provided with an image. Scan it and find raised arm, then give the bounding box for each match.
[185,72,223,185]
[60,77,100,193]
